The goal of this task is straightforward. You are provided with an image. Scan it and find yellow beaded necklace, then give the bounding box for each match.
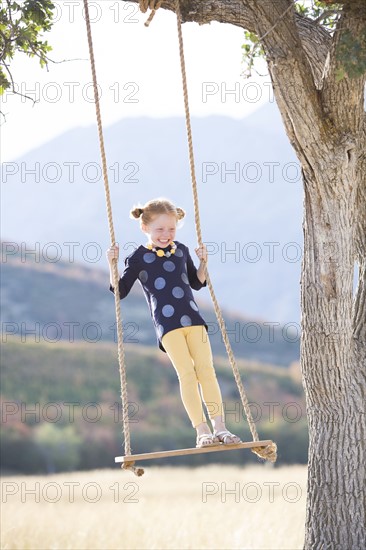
[146,240,177,258]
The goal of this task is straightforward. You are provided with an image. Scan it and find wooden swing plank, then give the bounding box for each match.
[115,440,273,463]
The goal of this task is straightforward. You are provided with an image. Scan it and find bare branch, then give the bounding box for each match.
[1,60,39,106]
[314,9,342,25]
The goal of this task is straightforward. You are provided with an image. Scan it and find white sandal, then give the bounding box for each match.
[196,433,220,448]
[213,430,242,445]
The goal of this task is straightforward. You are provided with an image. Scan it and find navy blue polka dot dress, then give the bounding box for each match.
[109,240,208,353]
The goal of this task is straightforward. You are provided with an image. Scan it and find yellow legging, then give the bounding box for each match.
[161,325,225,428]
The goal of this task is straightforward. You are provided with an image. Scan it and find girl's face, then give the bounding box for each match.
[143,213,177,248]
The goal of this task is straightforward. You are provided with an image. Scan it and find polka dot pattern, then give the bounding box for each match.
[139,270,148,283]
[162,304,175,317]
[181,272,189,285]
[119,242,208,354]
[143,252,156,264]
[172,286,184,299]
[154,277,166,290]
[180,315,192,326]
[163,261,175,272]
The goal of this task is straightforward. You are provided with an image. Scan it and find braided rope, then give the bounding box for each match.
[83,0,143,476]
[84,0,276,471]
[174,0,277,463]
[139,0,162,26]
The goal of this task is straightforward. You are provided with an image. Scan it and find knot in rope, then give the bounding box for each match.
[139,0,162,26]
[122,461,145,477]
[252,442,278,463]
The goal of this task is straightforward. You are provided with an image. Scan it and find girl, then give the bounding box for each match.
[106,197,241,448]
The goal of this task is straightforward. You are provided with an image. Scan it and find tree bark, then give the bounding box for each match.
[122,1,366,548]
[301,158,365,549]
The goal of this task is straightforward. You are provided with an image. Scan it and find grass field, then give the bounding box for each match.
[1,464,307,550]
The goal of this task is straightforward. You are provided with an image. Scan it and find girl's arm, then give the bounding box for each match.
[107,244,119,287]
[196,260,206,285]
[106,244,139,299]
[186,244,207,290]
[195,244,208,285]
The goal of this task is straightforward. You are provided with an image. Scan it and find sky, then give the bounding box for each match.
[1,1,273,161]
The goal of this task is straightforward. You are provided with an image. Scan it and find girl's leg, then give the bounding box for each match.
[185,325,224,420]
[161,327,208,429]
[186,325,241,444]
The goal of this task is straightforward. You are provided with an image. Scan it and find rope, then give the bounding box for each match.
[139,0,162,26]
[83,0,143,477]
[174,0,277,463]
[84,0,276,471]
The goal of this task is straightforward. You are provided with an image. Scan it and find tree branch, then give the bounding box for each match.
[322,1,366,134]
[241,0,325,147]
[1,60,38,106]
[288,12,332,90]
[314,9,341,25]
[126,1,335,141]
[126,0,331,88]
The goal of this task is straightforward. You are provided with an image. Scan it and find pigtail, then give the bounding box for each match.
[176,207,186,220]
[130,206,144,219]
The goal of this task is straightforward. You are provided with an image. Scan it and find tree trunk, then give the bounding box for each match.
[122,1,366,547]
[301,159,365,548]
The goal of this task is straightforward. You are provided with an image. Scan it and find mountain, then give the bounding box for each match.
[1,101,303,323]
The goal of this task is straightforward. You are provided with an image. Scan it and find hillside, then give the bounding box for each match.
[1,242,300,366]
[1,334,307,474]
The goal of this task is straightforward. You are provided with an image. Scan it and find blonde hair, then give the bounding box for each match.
[130,197,185,226]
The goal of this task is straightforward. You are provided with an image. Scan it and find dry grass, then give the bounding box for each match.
[1,464,307,550]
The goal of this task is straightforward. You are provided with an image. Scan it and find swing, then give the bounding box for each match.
[83,0,277,476]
